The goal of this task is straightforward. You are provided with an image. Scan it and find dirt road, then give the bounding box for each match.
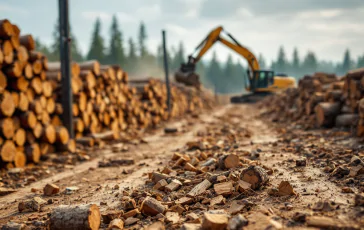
[0,104,363,229]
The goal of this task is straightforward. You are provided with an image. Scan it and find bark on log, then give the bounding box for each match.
[315,102,341,127]
[19,34,35,51]
[50,204,101,230]
[240,166,269,190]
[335,114,359,128]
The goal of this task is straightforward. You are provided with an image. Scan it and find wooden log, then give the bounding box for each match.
[0,117,14,139]
[19,34,35,51]
[13,128,26,146]
[0,140,16,162]
[0,71,6,93]
[19,111,37,129]
[31,77,43,94]
[42,81,53,97]
[335,114,359,128]
[42,125,56,144]
[187,179,212,197]
[55,126,69,145]
[30,100,43,115]
[240,166,269,190]
[16,46,29,63]
[50,204,101,230]
[0,19,14,38]
[4,61,22,78]
[140,197,165,216]
[218,154,240,169]
[14,150,26,168]
[0,91,15,117]
[108,219,124,229]
[315,102,341,127]
[79,60,100,75]
[25,143,40,163]
[214,181,234,196]
[18,92,29,111]
[201,213,228,230]
[26,131,36,144]
[32,122,43,138]
[8,76,29,92]
[0,49,3,68]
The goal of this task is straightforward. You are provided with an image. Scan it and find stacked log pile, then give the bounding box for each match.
[0,18,214,169]
[260,70,364,134]
[0,19,72,169]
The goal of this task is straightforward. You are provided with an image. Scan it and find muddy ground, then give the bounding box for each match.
[0,104,363,229]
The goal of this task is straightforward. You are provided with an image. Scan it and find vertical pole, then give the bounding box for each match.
[162,30,171,113]
[58,0,74,138]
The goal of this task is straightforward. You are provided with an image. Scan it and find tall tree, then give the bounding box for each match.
[172,42,185,70]
[138,21,148,58]
[357,54,364,68]
[258,53,266,69]
[275,46,287,73]
[49,19,83,61]
[206,51,223,93]
[106,15,125,66]
[342,49,352,74]
[87,18,105,63]
[292,48,300,70]
[302,51,318,74]
[35,38,51,57]
[127,37,138,75]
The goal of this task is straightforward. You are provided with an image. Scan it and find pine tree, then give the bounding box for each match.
[342,49,352,74]
[49,19,83,62]
[221,55,234,93]
[206,51,223,93]
[172,42,185,70]
[35,38,51,57]
[87,18,105,63]
[357,55,364,68]
[258,53,266,69]
[302,51,318,74]
[275,46,287,73]
[292,47,300,77]
[138,21,148,58]
[127,37,137,75]
[106,15,125,66]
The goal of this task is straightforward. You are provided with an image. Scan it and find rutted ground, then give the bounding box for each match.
[0,104,363,229]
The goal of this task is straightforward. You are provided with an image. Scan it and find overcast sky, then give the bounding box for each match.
[1,0,364,65]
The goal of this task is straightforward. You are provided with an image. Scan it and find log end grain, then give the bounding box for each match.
[240,166,269,190]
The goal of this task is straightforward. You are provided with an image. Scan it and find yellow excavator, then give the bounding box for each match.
[174,26,296,103]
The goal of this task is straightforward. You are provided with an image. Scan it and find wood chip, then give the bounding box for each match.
[18,197,46,212]
[201,212,228,230]
[140,197,166,216]
[108,219,124,229]
[278,181,296,196]
[43,183,60,196]
[187,179,211,197]
[214,181,234,196]
[165,211,179,224]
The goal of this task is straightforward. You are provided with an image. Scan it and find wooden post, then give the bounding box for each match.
[58,0,74,138]
[162,30,171,114]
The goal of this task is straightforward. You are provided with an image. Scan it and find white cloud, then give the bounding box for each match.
[81,11,112,22]
[136,4,161,21]
[0,3,29,14]
[116,12,134,23]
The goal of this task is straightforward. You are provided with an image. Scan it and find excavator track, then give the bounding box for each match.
[230,92,272,104]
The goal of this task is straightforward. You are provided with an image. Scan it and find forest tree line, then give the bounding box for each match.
[36,15,364,94]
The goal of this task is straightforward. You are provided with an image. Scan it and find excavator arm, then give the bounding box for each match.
[190,26,260,72]
[175,26,261,89]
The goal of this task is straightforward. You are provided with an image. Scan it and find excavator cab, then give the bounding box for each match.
[248,70,274,91]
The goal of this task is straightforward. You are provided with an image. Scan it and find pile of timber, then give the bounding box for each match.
[47,65,214,141]
[0,18,214,168]
[0,19,72,169]
[260,70,364,134]
[130,78,213,127]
